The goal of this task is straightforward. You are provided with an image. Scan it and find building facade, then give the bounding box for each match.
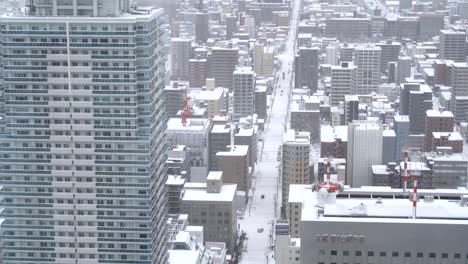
[0,5,169,263]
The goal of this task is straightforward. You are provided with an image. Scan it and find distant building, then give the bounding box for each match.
[209,124,230,171]
[164,81,188,118]
[347,120,383,186]
[330,62,358,105]
[290,96,321,142]
[354,44,382,94]
[282,130,311,217]
[189,58,209,87]
[376,41,401,74]
[217,145,251,192]
[181,172,238,253]
[295,47,320,92]
[424,110,455,151]
[255,85,268,119]
[397,56,412,84]
[233,67,256,121]
[439,30,466,62]
[171,37,193,80]
[382,130,396,164]
[425,152,468,188]
[211,47,239,89]
[325,18,371,40]
[394,115,410,160]
[195,12,209,43]
[320,126,348,159]
[399,83,433,134]
[450,63,468,123]
[275,220,301,264]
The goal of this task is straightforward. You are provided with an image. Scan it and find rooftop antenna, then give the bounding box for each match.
[26,0,36,16]
[181,90,192,126]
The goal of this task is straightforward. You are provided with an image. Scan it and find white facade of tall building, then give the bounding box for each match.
[354,45,381,94]
[233,67,256,121]
[346,120,383,186]
[0,6,168,263]
[330,62,357,105]
[171,37,192,80]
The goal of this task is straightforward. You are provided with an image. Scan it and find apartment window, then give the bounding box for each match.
[404,252,411,258]
[454,253,461,259]
[429,253,436,258]
[355,251,362,256]
[392,252,399,257]
[441,253,448,259]
[331,250,337,256]
[417,252,423,258]
[380,252,386,257]
[367,251,374,257]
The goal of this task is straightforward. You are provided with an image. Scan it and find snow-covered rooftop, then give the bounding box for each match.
[216,145,249,157]
[167,118,210,132]
[321,126,347,142]
[182,183,237,202]
[426,109,454,118]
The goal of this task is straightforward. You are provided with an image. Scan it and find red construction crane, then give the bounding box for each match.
[181,91,192,126]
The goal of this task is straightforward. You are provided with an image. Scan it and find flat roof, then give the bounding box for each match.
[432,131,463,141]
[182,183,237,202]
[167,118,210,132]
[290,184,468,223]
[321,126,347,142]
[426,109,454,118]
[216,145,249,156]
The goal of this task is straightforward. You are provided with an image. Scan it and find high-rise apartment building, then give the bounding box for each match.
[232,67,255,121]
[0,4,168,263]
[330,62,357,105]
[354,44,382,94]
[225,14,238,39]
[346,120,383,187]
[281,130,311,216]
[189,58,208,87]
[294,47,320,92]
[211,46,239,89]
[439,30,467,62]
[171,37,192,80]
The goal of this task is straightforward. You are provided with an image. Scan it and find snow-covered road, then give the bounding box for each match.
[239,0,300,262]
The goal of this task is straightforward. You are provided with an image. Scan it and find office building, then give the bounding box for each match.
[320,126,348,159]
[425,152,468,188]
[424,110,455,151]
[382,130,397,164]
[339,43,355,62]
[330,62,358,105]
[450,63,468,122]
[164,81,188,118]
[255,85,268,119]
[225,14,238,39]
[208,124,230,171]
[290,96,321,142]
[290,184,468,264]
[217,145,251,193]
[253,43,275,76]
[439,30,467,62]
[347,120,383,187]
[294,47,320,92]
[325,45,339,65]
[211,46,239,89]
[171,37,193,80]
[195,12,209,43]
[167,118,212,182]
[181,172,238,253]
[399,83,433,134]
[189,58,208,88]
[275,220,301,264]
[324,18,371,40]
[235,126,258,172]
[281,130,311,215]
[344,95,359,125]
[0,4,168,263]
[194,88,227,118]
[397,56,411,84]
[232,67,255,121]
[394,115,410,160]
[431,132,464,153]
[376,41,401,74]
[387,62,397,83]
[418,13,444,40]
[355,44,382,94]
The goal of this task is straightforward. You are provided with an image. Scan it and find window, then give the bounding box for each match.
[392,252,399,257]
[404,252,411,257]
[343,251,349,256]
[429,253,436,258]
[454,253,461,259]
[331,250,337,256]
[355,251,362,256]
[417,252,423,258]
[441,253,448,259]
[380,252,386,257]
[367,251,374,257]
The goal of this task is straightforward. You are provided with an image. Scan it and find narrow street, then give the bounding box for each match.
[239,0,300,262]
